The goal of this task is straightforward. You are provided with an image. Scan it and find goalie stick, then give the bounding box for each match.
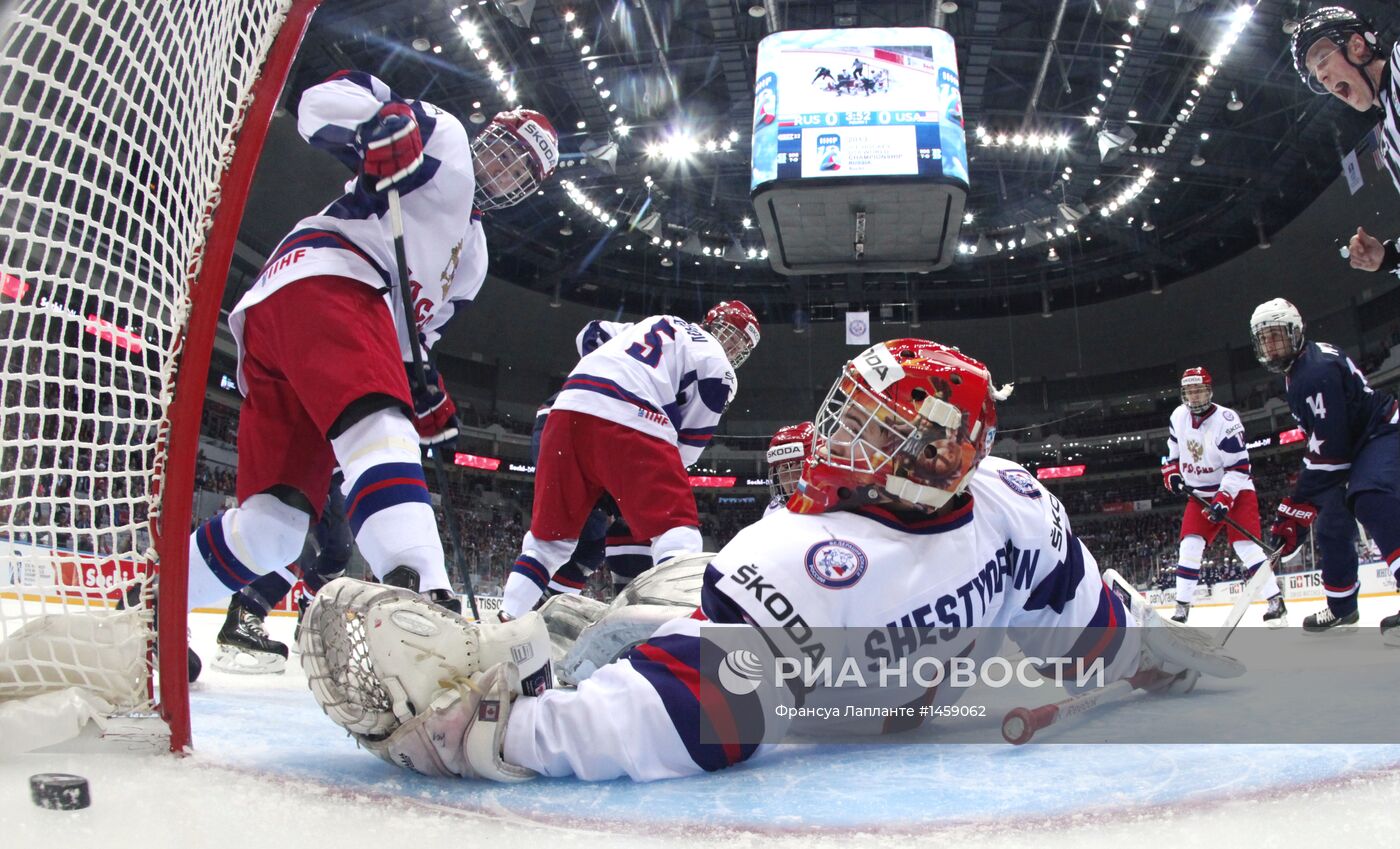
[1000,556,1272,746]
[387,187,480,620]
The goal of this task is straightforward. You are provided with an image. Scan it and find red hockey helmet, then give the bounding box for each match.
[472,108,559,211]
[703,300,761,367]
[791,339,1011,514]
[1180,367,1213,414]
[766,421,815,502]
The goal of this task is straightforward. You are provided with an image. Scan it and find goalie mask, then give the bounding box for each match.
[766,421,815,502]
[1250,298,1305,374]
[1180,367,1213,415]
[703,300,761,368]
[791,339,1012,514]
[472,108,559,211]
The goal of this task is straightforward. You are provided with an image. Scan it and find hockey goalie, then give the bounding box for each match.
[300,339,1243,781]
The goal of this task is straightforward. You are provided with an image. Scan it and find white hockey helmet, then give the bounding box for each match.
[1249,298,1305,374]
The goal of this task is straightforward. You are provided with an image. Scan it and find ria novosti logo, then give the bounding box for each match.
[717,649,765,695]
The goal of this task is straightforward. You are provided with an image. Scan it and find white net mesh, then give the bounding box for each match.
[0,0,296,716]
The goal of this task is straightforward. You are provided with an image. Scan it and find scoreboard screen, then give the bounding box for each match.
[750,27,967,192]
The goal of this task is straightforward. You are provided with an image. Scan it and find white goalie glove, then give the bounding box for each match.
[1102,569,1245,693]
[299,578,550,781]
[546,553,711,686]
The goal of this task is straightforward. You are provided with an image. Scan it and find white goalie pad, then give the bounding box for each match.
[557,553,711,686]
[299,578,549,741]
[1101,569,1245,691]
[359,661,536,782]
[538,594,609,669]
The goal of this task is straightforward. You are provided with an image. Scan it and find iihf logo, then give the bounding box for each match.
[816,133,842,171]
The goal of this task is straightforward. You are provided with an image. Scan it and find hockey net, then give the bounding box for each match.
[0,0,320,752]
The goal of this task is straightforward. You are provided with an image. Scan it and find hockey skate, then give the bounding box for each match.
[1301,606,1359,634]
[213,595,288,674]
[1380,611,1400,647]
[1262,595,1288,628]
[1170,602,1190,624]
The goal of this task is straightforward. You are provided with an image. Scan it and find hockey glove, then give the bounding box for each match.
[356,102,424,194]
[1202,491,1233,524]
[405,361,460,447]
[1161,461,1185,495]
[1269,498,1317,558]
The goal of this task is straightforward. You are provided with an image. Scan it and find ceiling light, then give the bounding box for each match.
[529,35,540,44]
[747,4,766,17]
[576,120,586,129]
[1227,90,1243,111]
[564,10,576,22]
[1127,109,1137,118]
[411,37,431,51]
[940,1,958,12]
[1190,152,1205,167]
[1169,23,1180,34]
[587,60,597,70]
[1200,131,1210,141]
[594,76,604,85]
[571,26,583,38]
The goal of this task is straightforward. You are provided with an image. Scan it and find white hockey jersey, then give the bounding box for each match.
[1165,404,1253,497]
[551,316,737,467]
[502,456,1143,781]
[227,71,487,391]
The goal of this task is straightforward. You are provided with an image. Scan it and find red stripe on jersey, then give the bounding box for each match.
[633,642,742,766]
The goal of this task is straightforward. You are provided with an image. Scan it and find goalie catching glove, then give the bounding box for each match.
[299,578,549,780]
[1102,569,1245,694]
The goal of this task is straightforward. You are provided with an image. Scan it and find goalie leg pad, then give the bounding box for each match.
[362,661,536,782]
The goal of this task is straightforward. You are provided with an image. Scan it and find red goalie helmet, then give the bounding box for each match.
[1180,367,1213,415]
[472,108,559,211]
[791,339,1011,514]
[703,300,761,367]
[766,421,816,502]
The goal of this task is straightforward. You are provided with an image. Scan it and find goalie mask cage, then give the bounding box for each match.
[0,0,321,753]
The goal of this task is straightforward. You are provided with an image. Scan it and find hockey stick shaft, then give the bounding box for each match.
[1001,670,1159,745]
[386,188,480,620]
[1184,490,1282,643]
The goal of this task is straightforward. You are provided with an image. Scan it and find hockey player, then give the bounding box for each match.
[500,302,761,618]
[185,71,558,614]
[811,66,834,86]
[764,421,815,516]
[302,339,1243,782]
[1160,368,1286,625]
[1290,7,1400,276]
[1250,298,1400,642]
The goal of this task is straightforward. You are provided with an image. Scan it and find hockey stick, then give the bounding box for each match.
[999,562,1261,745]
[386,187,480,621]
[1184,490,1284,641]
[1001,669,1163,745]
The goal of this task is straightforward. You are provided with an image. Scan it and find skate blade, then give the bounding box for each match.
[1301,625,1358,635]
[1265,616,1288,629]
[213,644,287,675]
[1382,629,1400,648]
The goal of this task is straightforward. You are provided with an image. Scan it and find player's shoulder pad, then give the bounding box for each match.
[971,456,1070,560]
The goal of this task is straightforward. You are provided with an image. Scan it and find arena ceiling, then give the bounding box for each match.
[280,0,1393,322]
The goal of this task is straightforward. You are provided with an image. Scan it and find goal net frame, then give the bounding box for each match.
[0,0,323,753]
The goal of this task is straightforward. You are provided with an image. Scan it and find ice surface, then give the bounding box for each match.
[4,595,1400,848]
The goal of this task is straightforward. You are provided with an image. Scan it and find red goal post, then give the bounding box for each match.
[0,0,323,753]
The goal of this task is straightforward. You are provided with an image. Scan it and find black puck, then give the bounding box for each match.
[30,773,90,810]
